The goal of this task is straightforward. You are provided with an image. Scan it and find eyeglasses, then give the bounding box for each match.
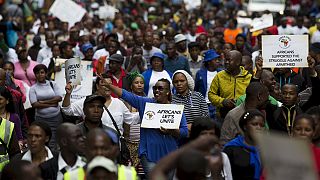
[152,86,167,91]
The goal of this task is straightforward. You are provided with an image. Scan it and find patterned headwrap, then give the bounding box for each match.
[127,71,144,87]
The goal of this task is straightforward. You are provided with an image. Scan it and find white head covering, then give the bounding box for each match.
[173,70,194,91]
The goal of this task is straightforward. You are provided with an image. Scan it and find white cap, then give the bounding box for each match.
[87,156,117,174]
[174,34,187,43]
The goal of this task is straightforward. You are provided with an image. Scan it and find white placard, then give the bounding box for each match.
[183,0,201,11]
[141,103,184,129]
[250,14,273,32]
[55,59,93,102]
[65,57,81,86]
[98,5,119,20]
[49,0,87,28]
[262,35,309,68]
[256,132,317,180]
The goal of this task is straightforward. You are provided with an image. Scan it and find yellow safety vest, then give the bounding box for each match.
[118,165,137,180]
[64,164,138,180]
[0,119,14,171]
[64,167,85,180]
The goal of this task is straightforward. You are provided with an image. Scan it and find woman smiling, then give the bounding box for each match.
[104,77,188,178]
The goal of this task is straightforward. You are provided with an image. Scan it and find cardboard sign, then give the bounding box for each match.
[256,132,318,180]
[141,103,184,129]
[49,0,87,28]
[250,14,273,32]
[262,35,309,68]
[55,59,93,102]
[65,57,81,85]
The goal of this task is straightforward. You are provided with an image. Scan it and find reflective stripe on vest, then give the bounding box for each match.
[64,167,85,180]
[118,165,137,180]
[0,119,14,171]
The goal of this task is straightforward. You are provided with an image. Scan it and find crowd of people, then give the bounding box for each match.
[0,0,320,179]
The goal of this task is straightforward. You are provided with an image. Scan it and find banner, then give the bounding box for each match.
[141,103,184,129]
[55,59,93,102]
[49,0,86,28]
[262,35,309,68]
[256,132,317,180]
[250,14,273,32]
[65,57,81,85]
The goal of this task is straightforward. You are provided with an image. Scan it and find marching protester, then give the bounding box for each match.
[172,70,209,135]
[195,49,223,120]
[208,50,252,120]
[224,109,264,180]
[29,64,63,149]
[103,76,188,178]
[14,46,39,87]
[39,123,85,180]
[142,52,173,98]
[16,121,54,166]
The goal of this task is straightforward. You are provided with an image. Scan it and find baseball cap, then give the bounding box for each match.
[84,95,106,106]
[87,156,117,174]
[108,54,124,64]
[174,34,187,44]
[81,43,93,53]
[203,49,220,62]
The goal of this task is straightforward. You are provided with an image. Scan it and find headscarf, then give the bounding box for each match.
[127,71,144,88]
[173,70,194,91]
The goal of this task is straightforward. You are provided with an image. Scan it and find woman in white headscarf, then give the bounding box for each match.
[172,70,209,135]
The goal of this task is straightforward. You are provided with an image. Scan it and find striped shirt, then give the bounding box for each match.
[172,91,209,124]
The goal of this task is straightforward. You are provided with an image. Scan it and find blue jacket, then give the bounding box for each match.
[194,68,223,97]
[121,89,188,162]
[142,69,173,95]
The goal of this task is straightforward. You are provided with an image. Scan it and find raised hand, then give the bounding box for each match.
[65,82,73,94]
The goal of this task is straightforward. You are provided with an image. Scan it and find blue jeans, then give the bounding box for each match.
[140,155,156,178]
[140,155,175,180]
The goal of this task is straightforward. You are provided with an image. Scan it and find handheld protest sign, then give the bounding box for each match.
[256,131,317,180]
[65,57,81,86]
[262,35,308,68]
[141,103,184,129]
[55,59,93,102]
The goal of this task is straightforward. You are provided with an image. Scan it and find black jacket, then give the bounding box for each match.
[39,153,59,180]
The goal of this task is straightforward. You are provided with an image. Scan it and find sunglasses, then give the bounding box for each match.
[152,85,167,91]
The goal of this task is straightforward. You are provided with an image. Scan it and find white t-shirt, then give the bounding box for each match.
[312,30,320,43]
[277,25,294,35]
[185,33,197,42]
[206,71,217,103]
[6,48,18,63]
[292,26,309,35]
[93,48,109,60]
[37,46,52,63]
[147,70,172,98]
[61,97,140,134]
